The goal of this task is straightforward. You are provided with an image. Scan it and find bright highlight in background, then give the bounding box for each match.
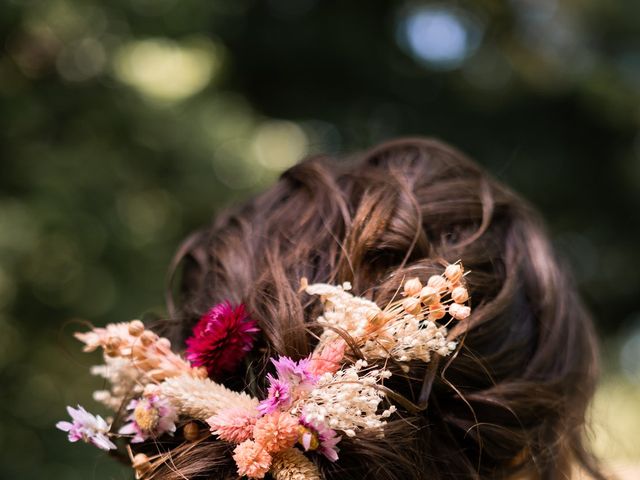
[251,120,308,171]
[397,5,484,70]
[113,38,221,103]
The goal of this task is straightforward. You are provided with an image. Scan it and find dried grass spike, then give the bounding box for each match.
[159,374,258,420]
[270,448,322,480]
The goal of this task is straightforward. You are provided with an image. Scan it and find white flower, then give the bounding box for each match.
[306,281,457,365]
[301,361,395,436]
[90,356,147,409]
[304,282,381,340]
[56,405,116,451]
[361,316,455,363]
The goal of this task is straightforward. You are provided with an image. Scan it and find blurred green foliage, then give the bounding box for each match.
[1,0,639,478]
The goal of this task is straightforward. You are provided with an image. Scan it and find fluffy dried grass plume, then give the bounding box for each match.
[158,374,259,420]
[270,448,322,480]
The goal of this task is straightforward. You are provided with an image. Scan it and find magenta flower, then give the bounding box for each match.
[299,416,341,462]
[185,302,259,379]
[118,395,177,443]
[257,374,292,415]
[56,405,116,451]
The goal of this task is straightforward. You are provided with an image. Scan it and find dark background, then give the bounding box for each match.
[1,0,639,478]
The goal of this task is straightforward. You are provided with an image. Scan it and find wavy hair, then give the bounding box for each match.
[151,138,603,479]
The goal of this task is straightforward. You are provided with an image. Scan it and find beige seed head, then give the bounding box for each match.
[402,297,422,315]
[105,336,121,357]
[449,303,471,320]
[132,453,151,473]
[444,264,463,283]
[140,331,156,346]
[128,320,145,337]
[428,304,446,320]
[427,275,447,291]
[132,344,147,360]
[403,277,423,296]
[183,422,200,442]
[451,286,469,304]
[419,286,440,305]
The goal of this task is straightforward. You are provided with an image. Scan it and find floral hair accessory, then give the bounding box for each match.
[58,263,471,479]
[118,394,178,443]
[185,301,259,379]
[56,405,116,451]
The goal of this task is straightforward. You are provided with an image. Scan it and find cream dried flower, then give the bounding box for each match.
[75,320,202,383]
[90,356,147,409]
[158,374,258,420]
[270,448,321,480]
[303,282,381,341]
[305,262,470,366]
[361,316,456,363]
[301,360,395,437]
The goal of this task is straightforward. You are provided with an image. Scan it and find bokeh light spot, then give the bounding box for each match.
[252,120,308,171]
[397,5,483,71]
[113,38,222,102]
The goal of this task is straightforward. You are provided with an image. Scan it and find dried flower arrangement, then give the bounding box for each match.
[57,262,471,479]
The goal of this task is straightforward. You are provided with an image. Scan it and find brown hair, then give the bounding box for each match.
[154,138,603,479]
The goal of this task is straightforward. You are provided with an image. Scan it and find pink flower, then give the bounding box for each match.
[233,440,272,479]
[309,340,346,376]
[56,405,116,451]
[258,356,318,415]
[118,395,177,443]
[257,374,291,415]
[185,302,259,379]
[299,416,341,462]
[207,407,257,444]
[271,356,316,389]
[253,412,299,453]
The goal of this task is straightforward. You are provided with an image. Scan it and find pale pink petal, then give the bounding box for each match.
[56,421,73,432]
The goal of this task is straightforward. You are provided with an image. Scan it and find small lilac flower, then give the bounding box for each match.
[257,374,291,415]
[118,395,177,443]
[56,405,116,451]
[299,416,341,462]
[271,356,316,389]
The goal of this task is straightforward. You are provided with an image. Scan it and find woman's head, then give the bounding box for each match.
[162,138,601,479]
